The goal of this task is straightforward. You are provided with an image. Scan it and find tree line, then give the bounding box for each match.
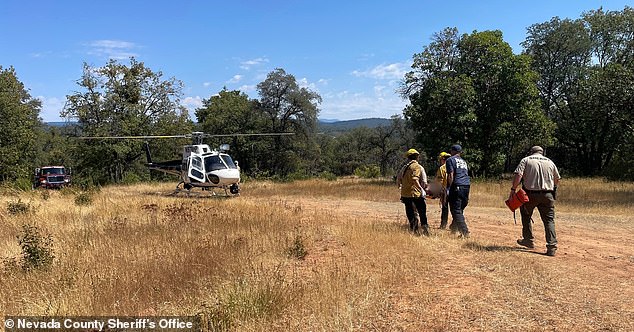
[1,6,632,186]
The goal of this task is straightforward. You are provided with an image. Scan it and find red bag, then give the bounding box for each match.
[505,188,529,212]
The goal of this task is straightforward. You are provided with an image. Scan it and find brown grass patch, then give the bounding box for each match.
[1,178,633,330]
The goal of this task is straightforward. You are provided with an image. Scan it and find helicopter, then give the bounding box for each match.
[79,131,293,196]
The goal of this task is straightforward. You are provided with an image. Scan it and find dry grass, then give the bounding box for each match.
[0,178,633,331]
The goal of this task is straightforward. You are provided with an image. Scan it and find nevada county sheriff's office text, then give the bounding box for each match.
[15,317,193,330]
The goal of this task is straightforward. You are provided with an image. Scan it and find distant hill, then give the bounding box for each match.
[45,121,75,127]
[317,118,392,134]
[44,118,393,134]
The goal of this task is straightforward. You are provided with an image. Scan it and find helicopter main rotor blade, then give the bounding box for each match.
[202,133,295,138]
[76,135,189,140]
[74,132,294,141]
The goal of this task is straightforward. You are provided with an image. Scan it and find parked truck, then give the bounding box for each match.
[33,166,71,189]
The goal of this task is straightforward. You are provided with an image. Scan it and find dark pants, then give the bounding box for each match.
[440,195,449,229]
[520,191,557,250]
[448,185,470,236]
[401,196,428,232]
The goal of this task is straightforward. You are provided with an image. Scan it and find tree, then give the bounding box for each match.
[195,88,269,173]
[403,29,553,176]
[255,68,322,175]
[0,66,43,181]
[367,116,414,177]
[523,7,634,176]
[63,58,192,184]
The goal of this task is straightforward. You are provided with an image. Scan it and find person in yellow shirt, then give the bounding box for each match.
[398,148,429,236]
[435,152,451,229]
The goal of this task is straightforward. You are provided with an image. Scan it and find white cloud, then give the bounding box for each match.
[203,82,212,87]
[37,96,65,122]
[351,61,411,80]
[238,84,257,93]
[29,51,53,58]
[298,77,317,91]
[227,75,242,83]
[318,76,408,121]
[239,57,269,70]
[319,91,407,120]
[181,96,203,110]
[86,39,139,59]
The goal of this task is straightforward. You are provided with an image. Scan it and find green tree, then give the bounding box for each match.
[403,29,553,176]
[255,68,321,175]
[329,126,375,175]
[523,7,634,176]
[63,58,192,184]
[195,88,269,173]
[367,116,414,177]
[0,66,43,181]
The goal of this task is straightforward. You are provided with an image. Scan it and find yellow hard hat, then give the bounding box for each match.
[438,152,451,160]
[405,148,420,157]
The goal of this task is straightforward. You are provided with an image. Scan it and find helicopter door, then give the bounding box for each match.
[187,155,206,183]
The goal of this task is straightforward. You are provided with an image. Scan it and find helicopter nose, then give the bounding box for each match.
[209,169,240,185]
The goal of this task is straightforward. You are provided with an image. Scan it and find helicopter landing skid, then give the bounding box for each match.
[168,181,238,198]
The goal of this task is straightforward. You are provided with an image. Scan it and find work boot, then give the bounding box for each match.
[516,239,535,249]
[546,248,557,257]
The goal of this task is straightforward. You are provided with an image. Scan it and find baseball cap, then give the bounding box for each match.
[450,145,462,153]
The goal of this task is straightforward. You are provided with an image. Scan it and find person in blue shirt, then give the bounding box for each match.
[445,144,471,237]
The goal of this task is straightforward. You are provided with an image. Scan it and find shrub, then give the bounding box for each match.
[284,171,311,182]
[7,199,31,215]
[286,234,308,260]
[13,178,34,191]
[354,165,381,178]
[17,224,55,271]
[74,191,94,206]
[122,172,143,185]
[40,190,51,201]
[319,171,338,181]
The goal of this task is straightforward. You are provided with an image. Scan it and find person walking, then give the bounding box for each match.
[435,152,451,229]
[446,145,470,237]
[510,146,561,256]
[398,148,430,236]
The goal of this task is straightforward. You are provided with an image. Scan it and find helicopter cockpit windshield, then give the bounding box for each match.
[204,154,238,171]
[204,155,225,171]
[220,155,237,169]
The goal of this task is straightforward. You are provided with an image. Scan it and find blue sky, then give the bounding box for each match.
[1,1,631,122]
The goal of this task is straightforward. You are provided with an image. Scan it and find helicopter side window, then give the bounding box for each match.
[189,155,205,181]
[204,155,227,171]
[192,157,203,170]
[220,155,237,169]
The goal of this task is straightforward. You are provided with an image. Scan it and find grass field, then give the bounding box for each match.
[1,178,633,331]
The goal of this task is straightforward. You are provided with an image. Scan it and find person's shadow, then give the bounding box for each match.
[462,242,522,252]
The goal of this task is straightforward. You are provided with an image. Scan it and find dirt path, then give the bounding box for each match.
[290,196,634,273]
[269,195,634,330]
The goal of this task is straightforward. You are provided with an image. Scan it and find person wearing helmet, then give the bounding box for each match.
[446,144,471,238]
[435,152,452,229]
[398,148,429,236]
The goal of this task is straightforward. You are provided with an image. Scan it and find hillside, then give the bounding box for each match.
[47,118,393,132]
[317,118,392,135]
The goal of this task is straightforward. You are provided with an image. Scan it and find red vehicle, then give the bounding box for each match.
[33,166,71,189]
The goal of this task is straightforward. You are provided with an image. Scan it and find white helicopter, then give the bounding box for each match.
[80,131,293,196]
